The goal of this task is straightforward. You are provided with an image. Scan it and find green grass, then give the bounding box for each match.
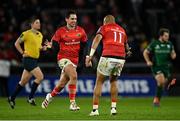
[0,96,180,120]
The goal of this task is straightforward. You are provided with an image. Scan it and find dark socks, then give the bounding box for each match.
[29,82,39,99]
[11,83,23,101]
[156,86,163,99]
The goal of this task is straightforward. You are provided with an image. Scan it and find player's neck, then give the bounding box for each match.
[31,28,39,33]
[66,24,76,30]
[159,38,166,43]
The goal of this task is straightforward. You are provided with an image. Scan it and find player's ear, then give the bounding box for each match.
[65,18,68,22]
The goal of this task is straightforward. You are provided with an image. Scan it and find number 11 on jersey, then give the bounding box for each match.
[113,31,122,43]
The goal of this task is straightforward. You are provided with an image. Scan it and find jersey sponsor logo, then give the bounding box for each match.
[65,41,80,45]
[155,50,170,53]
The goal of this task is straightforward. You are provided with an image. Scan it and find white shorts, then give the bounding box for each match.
[97,57,125,76]
[58,59,77,72]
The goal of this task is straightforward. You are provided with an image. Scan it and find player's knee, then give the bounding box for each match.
[37,74,44,81]
[70,74,77,81]
[19,81,26,86]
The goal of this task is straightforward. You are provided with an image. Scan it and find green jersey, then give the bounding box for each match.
[147,39,174,66]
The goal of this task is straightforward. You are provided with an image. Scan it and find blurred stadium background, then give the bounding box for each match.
[0,0,180,112]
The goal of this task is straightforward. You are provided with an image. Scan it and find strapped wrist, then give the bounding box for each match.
[89,48,95,57]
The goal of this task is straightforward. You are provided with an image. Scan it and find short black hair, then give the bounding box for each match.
[29,16,39,24]
[159,28,170,36]
[65,10,76,19]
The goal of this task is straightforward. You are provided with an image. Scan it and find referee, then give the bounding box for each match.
[8,16,48,109]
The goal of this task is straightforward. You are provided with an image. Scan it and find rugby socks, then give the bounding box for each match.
[93,102,98,111]
[11,83,23,101]
[51,87,63,97]
[156,86,163,99]
[68,84,76,102]
[111,98,117,108]
[29,82,39,99]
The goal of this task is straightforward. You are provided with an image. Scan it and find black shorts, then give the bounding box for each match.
[22,57,38,72]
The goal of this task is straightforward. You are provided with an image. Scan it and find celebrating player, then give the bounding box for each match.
[86,15,131,116]
[143,28,176,107]
[41,10,87,111]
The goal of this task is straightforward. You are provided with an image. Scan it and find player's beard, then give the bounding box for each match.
[69,22,76,29]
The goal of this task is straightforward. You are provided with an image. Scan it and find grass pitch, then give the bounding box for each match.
[0,96,180,120]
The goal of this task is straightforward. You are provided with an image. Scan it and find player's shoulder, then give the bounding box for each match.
[114,23,125,31]
[76,26,85,31]
[21,29,32,36]
[151,39,158,42]
[149,39,158,46]
[56,26,66,32]
[23,29,31,34]
[37,31,43,37]
[167,40,173,44]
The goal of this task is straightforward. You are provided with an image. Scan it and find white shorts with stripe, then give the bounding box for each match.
[97,57,125,76]
[58,59,77,73]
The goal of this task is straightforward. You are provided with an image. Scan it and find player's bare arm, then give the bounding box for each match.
[171,50,176,60]
[85,34,102,67]
[143,49,153,66]
[40,39,51,51]
[14,38,24,55]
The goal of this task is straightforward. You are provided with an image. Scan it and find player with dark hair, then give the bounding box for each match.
[8,17,48,109]
[143,28,176,107]
[41,10,87,111]
[86,15,131,116]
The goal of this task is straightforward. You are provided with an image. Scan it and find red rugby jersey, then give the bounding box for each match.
[97,23,127,57]
[52,26,87,65]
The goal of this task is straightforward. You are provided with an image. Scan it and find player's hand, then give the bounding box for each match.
[146,61,153,66]
[42,45,48,51]
[85,55,92,67]
[22,51,29,57]
[44,39,52,49]
[126,47,132,57]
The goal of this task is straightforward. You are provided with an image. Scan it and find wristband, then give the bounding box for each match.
[89,48,95,57]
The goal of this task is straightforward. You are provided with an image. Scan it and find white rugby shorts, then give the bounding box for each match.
[97,57,125,76]
[58,58,77,72]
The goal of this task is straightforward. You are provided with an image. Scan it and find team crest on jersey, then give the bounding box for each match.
[76,33,81,37]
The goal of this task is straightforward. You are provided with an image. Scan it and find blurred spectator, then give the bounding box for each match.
[0,0,179,73]
[0,41,18,97]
